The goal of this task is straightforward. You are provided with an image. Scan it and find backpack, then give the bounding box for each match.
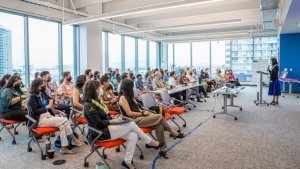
[149,106,165,117]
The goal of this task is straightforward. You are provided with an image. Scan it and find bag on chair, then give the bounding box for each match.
[54,130,79,149]
[149,106,165,117]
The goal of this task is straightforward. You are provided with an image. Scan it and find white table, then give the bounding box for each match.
[212,86,244,120]
[279,79,299,98]
[149,83,205,110]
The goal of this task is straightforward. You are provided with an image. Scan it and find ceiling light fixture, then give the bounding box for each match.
[116,18,241,35]
[63,0,221,25]
[144,31,254,41]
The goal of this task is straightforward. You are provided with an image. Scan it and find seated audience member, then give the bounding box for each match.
[144,67,151,79]
[118,73,142,105]
[108,68,113,76]
[110,71,120,91]
[40,71,72,119]
[119,79,185,159]
[129,73,135,81]
[199,70,215,91]
[179,70,203,102]
[35,72,40,79]
[93,71,101,81]
[85,69,93,82]
[228,69,235,80]
[168,71,183,105]
[192,69,199,80]
[146,71,154,90]
[0,76,28,121]
[0,74,11,89]
[27,78,84,154]
[100,76,119,110]
[223,69,229,81]
[60,71,75,99]
[135,74,147,91]
[160,70,165,80]
[163,70,169,82]
[153,71,166,90]
[13,73,25,87]
[205,68,216,87]
[73,75,87,113]
[186,70,209,98]
[83,80,163,168]
[215,68,227,86]
[187,67,191,73]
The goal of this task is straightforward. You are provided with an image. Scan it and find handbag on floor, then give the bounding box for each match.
[149,106,165,117]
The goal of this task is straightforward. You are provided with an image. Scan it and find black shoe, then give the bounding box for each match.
[204,95,210,98]
[145,142,164,149]
[197,99,203,102]
[122,161,136,169]
[50,133,55,137]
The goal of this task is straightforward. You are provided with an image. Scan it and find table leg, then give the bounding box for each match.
[282,81,286,92]
[289,82,292,94]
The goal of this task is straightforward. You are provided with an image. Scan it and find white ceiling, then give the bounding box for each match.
[25,0,288,42]
[280,0,300,34]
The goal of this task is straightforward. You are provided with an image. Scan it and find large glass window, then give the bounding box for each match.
[125,36,135,73]
[149,41,157,69]
[138,39,147,76]
[192,42,210,71]
[174,43,190,74]
[62,25,74,76]
[211,41,226,78]
[108,33,121,70]
[0,12,25,84]
[28,18,59,83]
[254,37,278,60]
[168,44,173,70]
[231,39,253,81]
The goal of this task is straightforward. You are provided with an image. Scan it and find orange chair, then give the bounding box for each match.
[26,115,59,160]
[109,110,121,116]
[0,118,26,144]
[84,126,143,168]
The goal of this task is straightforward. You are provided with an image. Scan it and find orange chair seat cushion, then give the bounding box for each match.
[95,138,126,148]
[76,117,87,124]
[140,127,154,133]
[166,107,185,115]
[109,110,120,115]
[55,110,65,114]
[32,127,60,135]
[164,113,171,121]
[1,119,25,124]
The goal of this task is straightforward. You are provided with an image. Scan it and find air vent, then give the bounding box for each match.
[262,9,278,22]
[263,22,275,30]
[261,0,280,9]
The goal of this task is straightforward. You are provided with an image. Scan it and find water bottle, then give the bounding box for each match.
[46,136,51,157]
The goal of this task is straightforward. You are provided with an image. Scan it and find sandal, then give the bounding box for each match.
[159,150,169,159]
[74,142,86,147]
[171,132,186,138]
[60,150,76,154]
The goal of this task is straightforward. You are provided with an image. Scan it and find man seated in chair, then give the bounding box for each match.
[100,75,119,110]
[215,68,227,87]
[186,70,209,98]
[153,71,166,90]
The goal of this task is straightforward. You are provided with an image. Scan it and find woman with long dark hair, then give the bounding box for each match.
[73,75,87,111]
[267,58,281,105]
[27,78,84,154]
[83,80,163,169]
[119,79,186,159]
[0,76,28,121]
[0,74,11,89]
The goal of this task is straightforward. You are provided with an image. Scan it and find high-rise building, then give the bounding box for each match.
[0,25,12,78]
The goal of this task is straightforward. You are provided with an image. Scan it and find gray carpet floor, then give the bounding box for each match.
[0,86,300,169]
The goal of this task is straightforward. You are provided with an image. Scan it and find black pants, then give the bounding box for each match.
[170,92,182,105]
[0,109,28,121]
[56,103,71,119]
[198,86,208,96]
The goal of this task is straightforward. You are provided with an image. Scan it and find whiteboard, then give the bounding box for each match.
[252,59,269,85]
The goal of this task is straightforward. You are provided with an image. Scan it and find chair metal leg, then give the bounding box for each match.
[170,118,181,132]
[95,149,111,169]
[14,123,21,135]
[0,125,4,131]
[149,132,157,141]
[177,115,187,127]
[136,144,144,160]
[3,123,16,144]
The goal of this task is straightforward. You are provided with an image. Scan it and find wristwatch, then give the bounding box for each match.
[19,96,22,100]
